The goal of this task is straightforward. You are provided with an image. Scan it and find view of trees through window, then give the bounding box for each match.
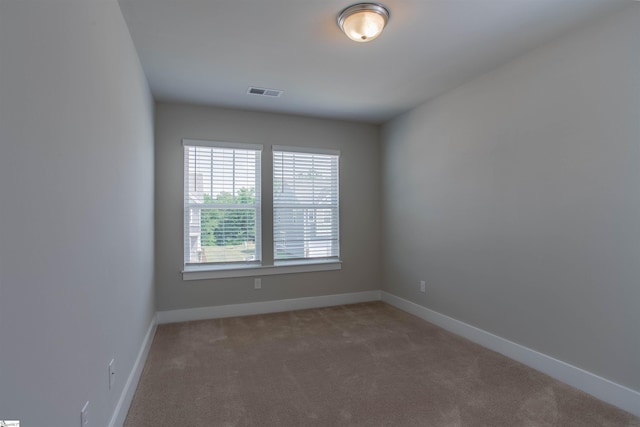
[184,142,261,265]
[192,189,257,263]
[200,188,256,250]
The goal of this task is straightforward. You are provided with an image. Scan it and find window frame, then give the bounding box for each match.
[272,145,341,265]
[182,139,263,271]
[181,140,342,281]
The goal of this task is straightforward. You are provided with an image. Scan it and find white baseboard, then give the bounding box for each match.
[381,291,640,417]
[108,314,158,427]
[157,290,382,324]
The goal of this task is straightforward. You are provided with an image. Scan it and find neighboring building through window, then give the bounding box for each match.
[183,140,262,266]
[273,146,340,263]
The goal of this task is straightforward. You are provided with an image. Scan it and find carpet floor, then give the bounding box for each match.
[125,302,639,426]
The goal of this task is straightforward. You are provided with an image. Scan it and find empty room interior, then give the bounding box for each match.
[1,0,639,426]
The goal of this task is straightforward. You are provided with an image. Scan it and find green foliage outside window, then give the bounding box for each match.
[200,188,256,247]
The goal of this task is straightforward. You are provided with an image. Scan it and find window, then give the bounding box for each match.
[182,140,341,280]
[273,146,340,263]
[183,140,262,267]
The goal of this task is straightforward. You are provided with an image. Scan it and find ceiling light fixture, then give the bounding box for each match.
[337,3,390,43]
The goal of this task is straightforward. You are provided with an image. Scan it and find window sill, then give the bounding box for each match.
[182,259,342,281]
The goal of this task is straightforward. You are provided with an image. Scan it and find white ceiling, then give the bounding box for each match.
[118,0,629,123]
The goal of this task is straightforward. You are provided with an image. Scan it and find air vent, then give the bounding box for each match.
[247,86,283,97]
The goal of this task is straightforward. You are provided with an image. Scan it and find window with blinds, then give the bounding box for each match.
[273,146,340,262]
[183,140,262,266]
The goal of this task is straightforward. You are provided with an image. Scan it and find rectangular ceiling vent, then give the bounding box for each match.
[247,86,283,97]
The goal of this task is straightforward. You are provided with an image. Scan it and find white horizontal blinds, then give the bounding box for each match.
[184,140,262,266]
[273,147,339,261]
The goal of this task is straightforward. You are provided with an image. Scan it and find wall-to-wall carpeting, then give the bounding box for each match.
[125,303,638,426]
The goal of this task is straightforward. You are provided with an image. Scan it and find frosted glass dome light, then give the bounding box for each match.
[337,3,390,43]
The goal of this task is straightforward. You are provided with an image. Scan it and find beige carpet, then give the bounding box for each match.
[125,302,639,426]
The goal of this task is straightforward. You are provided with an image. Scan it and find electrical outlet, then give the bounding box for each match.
[254,278,262,289]
[420,280,426,293]
[108,359,115,390]
[81,401,89,427]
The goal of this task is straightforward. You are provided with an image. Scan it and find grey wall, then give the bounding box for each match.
[0,1,155,425]
[382,4,640,392]
[155,103,381,311]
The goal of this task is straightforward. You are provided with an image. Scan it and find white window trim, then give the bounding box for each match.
[183,139,263,269]
[182,259,342,280]
[181,140,343,281]
[272,145,340,156]
[184,139,263,151]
